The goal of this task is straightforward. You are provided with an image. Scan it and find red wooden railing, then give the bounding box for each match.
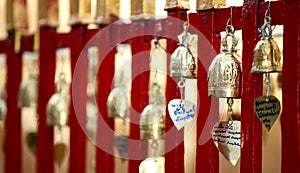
[0,0,299,173]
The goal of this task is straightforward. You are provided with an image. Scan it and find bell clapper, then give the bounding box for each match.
[222,98,234,127]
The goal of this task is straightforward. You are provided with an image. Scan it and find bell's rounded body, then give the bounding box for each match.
[140,104,165,140]
[251,38,282,73]
[208,52,242,98]
[18,76,38,108]
[107,87,129,118]
[46,93,69,127]
[170,46,197,79]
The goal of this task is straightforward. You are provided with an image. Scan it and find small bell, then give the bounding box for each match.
[46,73,70,127]
[208,25,242,98]
[170,23,197,79]
[18,75,38,108]
[251,16,282,73]
[140,83,165,140]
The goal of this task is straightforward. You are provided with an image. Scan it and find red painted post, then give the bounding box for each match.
[69,24,87,173]
[281,0,300,172]
[128,21,150,172]
[194,10,220,173]
[241,1,263,173]
[164,9,186,173]
[3,32,22,173]
[96,24,115,173]
[37,26,56,173]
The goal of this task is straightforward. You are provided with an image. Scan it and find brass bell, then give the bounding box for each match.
[18,75,38,108]
[208,25,242,98]
[107,87,129,118]
[170,23,197,79]
[251,16,282,73]
[140,104,165,140]
[140,83,165,140]
[46,72,70,127]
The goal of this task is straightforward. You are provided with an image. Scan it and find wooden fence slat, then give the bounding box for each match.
[128,21,150,172]
[281,0,300,172]
[194,10,220,173]
[96,25,115,173]
[4,32,22,173]
[69,25,87,173]
[241,1,263,172]
[37,26,56,173]
[164,9,186,173]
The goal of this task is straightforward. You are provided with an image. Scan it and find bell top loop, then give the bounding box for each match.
[221,25,238,53]
[259,16,273,38]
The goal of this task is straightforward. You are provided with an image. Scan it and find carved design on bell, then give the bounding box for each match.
[170,23,197,79]
[251,16,282,73]
[208,25,242,98]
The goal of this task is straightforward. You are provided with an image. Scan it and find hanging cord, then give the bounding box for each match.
[264,72,271,97]
[226,6,233,26]
[265,1,271,17]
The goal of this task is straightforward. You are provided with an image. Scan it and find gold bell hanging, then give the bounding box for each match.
[208,25,242,98]
[140,83,165,140]
[251,16,282,73]
[170,23,197,79]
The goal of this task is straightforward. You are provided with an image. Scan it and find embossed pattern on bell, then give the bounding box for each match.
[208,25,242,98]
[208,52,242,98]
[170,23,197,79]
[251,16,282,73]
[251,38,282,73]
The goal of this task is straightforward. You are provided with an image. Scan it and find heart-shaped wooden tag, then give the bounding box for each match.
[54,143,68,167]
[167,99,196,130]
[212,121,241,166]
[25,132,37,155]
[254,95,281,131]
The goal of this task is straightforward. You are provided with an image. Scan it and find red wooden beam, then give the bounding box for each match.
[96,24,115,173]
[37,26,56,173]
[281,0,300,172]
[193,9,220,173]
[128,20,150,172]
[69,24,87,173]
[241,1,263,173]
[164,9,186,173]
[4,31,22,173]
[214,1,283,33]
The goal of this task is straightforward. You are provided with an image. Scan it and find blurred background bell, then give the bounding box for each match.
[208,25,242,98]
[251,16,282,73]
[18,75,38,108]
[140,104,165,140]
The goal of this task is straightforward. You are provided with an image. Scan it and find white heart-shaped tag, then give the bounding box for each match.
[254,95,281,131]
[212,121,241,166]
[168,99,196,130]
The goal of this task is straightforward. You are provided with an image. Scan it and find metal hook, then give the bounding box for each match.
[226,6,233,26]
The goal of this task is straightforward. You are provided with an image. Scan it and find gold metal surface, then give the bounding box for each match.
[208,25,242,98]
[251,16,282,73]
